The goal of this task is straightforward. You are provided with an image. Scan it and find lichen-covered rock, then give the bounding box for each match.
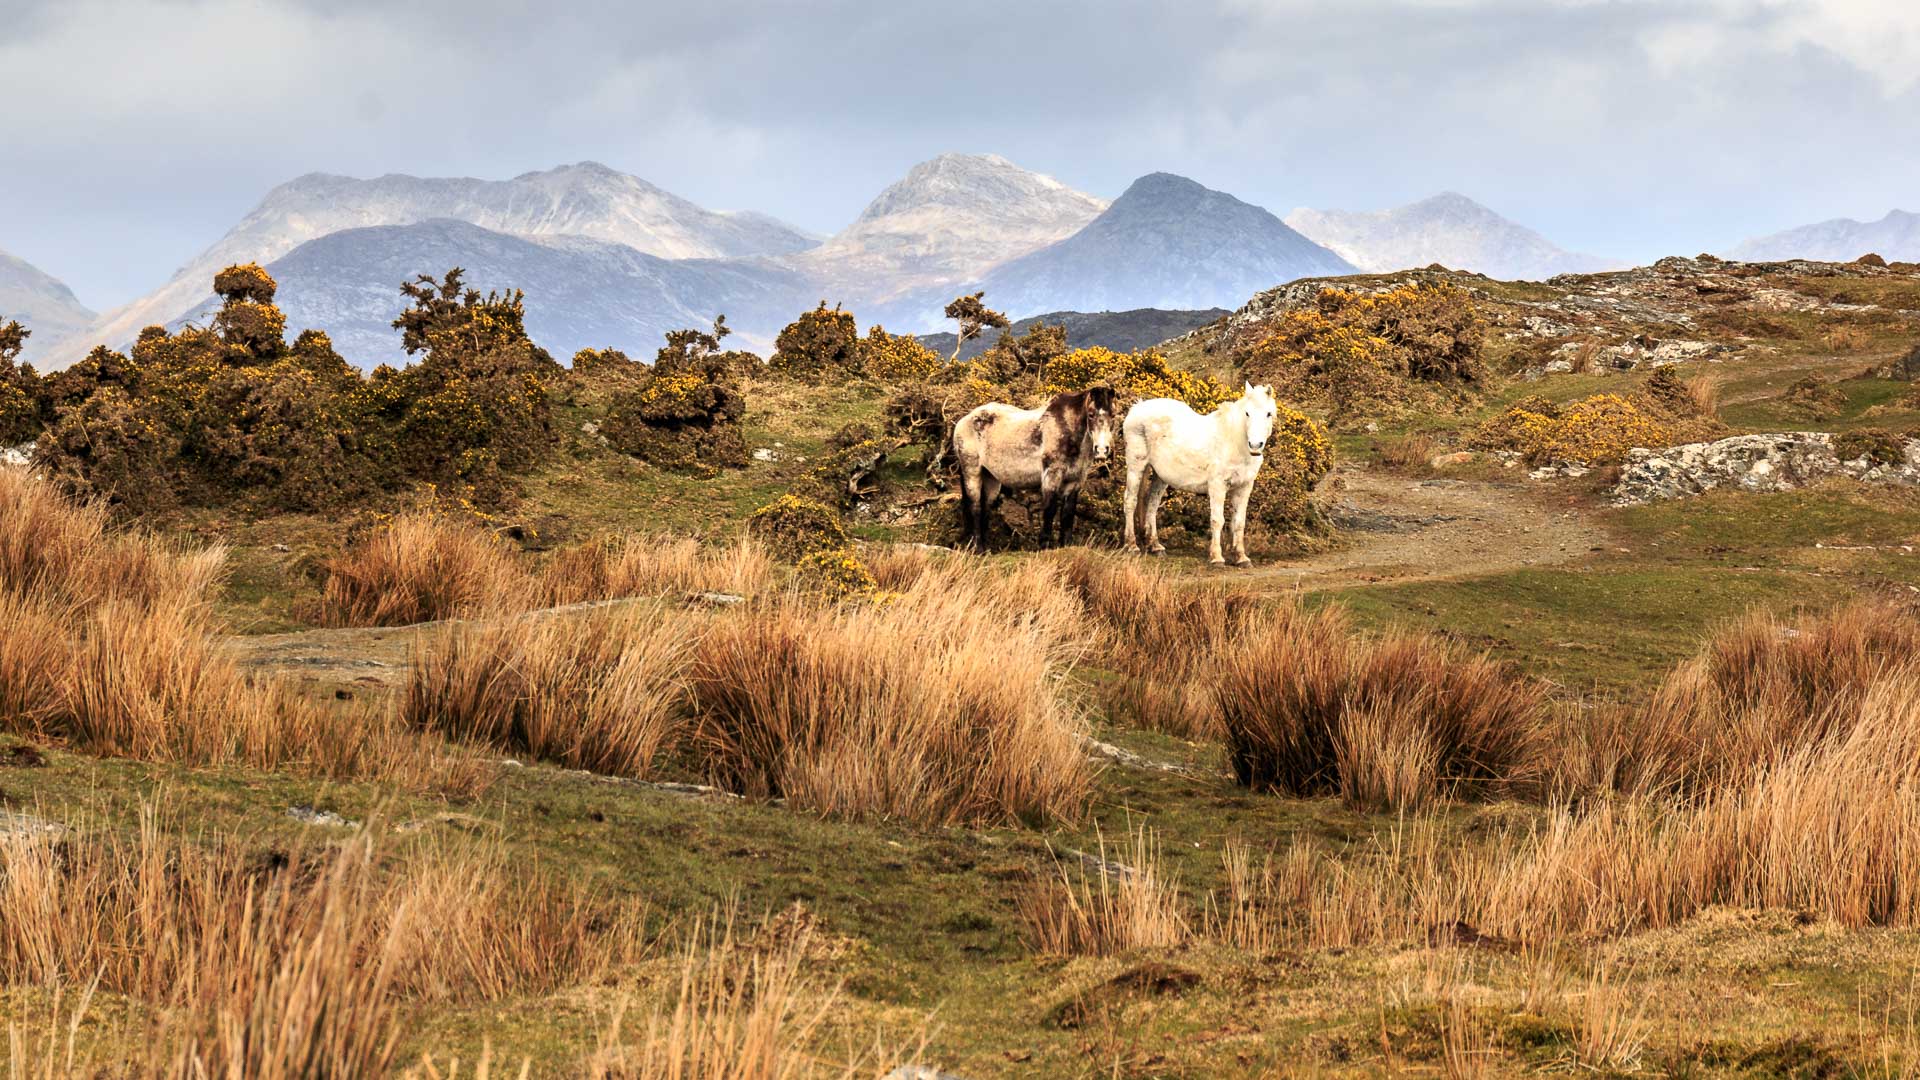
[1611,431,1920,505]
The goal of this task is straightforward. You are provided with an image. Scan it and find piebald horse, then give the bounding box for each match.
[952,387,1117,550]
[1122,383,1279,567]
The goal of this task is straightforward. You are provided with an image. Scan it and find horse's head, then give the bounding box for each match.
[1240,382,1277,458]
[1085,386,1117,461]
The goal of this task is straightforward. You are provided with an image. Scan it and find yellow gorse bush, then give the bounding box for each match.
[1041,347,1234,412]
[861,325,947,382]
[1474,393,1668,465]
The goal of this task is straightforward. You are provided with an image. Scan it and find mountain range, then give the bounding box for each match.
[1285,192,1619,280]
[0,246,95,364]
[1729,210,1920,263]
[973,173,1355,315]
[37,156,1636,369]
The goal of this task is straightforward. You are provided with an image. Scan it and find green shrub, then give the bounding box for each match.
[749,494,850,561]
[769,303,859,381]
[1834,427,1912,466]
[1238,281,1487,419]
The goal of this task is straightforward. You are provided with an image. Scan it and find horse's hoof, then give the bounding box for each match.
[1149,547,1167,557]
[1234,556,1254,568]
[1208,557,1227,567]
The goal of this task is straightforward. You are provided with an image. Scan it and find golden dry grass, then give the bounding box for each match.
[318,511,537,628]
[0,471,488,794]
[1057,550,1256,739]
[1213,604,1547,810]
[580,913,908,1080]
[0,811,650,1077]
[542,534,774,606]
[1018,825,1189,955]
[687,563,1091,825]
[1622,598,1920,794]
[405,603,692,778]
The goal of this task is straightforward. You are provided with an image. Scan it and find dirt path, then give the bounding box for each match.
[1248,466,1612,591]
[221,597,663,692]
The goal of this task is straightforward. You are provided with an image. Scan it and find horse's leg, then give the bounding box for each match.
[1230,481,1253,567]
[1143,476,1169,555]
[1058,479,1081,546]
[977,474,1003,551]
[958,461,984,551]
[1039,467,1061,550]
[1207,477,1228,566]
[1122,463,1144,552]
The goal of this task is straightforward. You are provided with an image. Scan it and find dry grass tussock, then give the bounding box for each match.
[581,913,917,1080]
[0,472,485,792]
[322,517,785,628]
[542,534,774,606]
[0,810,649,1077]
[687,559,1091,825]
[318,511,537,627]
[1607,599,1920,795]
[1018,824,1189,956]
[1054,550,1259,739]
[1213,603,1548,811]
[1203,666,1920,947]
[0,467,221,613]
[405,602,692,778]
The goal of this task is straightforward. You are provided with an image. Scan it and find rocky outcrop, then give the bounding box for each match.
[1611,432,1920,505]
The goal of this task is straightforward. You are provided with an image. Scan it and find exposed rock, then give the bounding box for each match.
[0,810,65,839]
[287,805,359,828]
[1879,343,1920,381]
[1612,432,1920,505]
[1,442,32,468]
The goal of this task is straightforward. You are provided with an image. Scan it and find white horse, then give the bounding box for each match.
[1121,383,1279,566]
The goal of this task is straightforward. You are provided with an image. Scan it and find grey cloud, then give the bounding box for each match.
[0,0,1915,309]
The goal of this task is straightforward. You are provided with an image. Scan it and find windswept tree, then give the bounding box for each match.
[0,320,40,444]
[943,292,1010,361]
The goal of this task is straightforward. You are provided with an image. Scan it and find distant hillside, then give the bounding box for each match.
[173,219,809,367]
[0,246,94,364]
[972,173,1354,318]
[44,162,819,368]
[1730,210,1920,262]
[1286,192,1617,280]
[916,307,1227,361]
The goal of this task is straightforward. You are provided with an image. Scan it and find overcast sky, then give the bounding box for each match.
[2,0,1917,310]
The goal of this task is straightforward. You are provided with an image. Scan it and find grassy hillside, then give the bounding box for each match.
[4,256,1920,1077]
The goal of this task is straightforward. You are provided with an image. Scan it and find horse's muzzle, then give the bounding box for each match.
[1248,442,1266,456]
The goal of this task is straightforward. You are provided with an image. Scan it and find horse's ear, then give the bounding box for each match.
[1243,381,1253,396]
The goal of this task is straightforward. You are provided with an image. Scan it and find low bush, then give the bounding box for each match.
[747,494,851,562]
[768,303,860,382]
[1834,427,1912,466]
[1471,393,1671,465]
[1237,281,1488,419]
[1781,374,1849,418]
